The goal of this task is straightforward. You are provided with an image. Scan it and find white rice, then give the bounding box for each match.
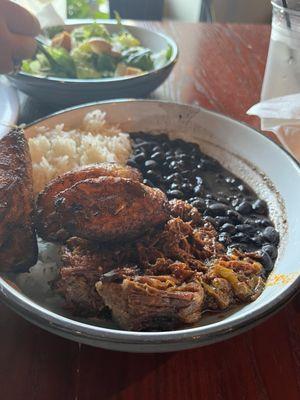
[29,109,132,193]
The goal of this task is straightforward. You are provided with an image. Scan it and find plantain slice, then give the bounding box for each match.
[0,127,37,272]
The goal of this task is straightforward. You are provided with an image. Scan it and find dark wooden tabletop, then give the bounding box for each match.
[2,21,300,400]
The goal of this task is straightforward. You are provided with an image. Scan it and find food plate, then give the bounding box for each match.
[7,20,178,106]
[0,100,299,353]
[0,77,19,139]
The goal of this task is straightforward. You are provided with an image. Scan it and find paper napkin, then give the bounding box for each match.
[247,93,300,160]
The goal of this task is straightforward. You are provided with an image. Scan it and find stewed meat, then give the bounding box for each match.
[96,265,204,331]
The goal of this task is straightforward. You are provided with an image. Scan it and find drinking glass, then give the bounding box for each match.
[261,0,300,100]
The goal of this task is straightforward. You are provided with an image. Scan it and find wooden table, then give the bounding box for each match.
[2,22,300,400]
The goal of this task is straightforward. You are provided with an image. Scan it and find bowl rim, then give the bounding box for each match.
[2,98,300,345]
[14,19,179,85]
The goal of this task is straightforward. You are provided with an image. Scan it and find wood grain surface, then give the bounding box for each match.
[3,22,300,400]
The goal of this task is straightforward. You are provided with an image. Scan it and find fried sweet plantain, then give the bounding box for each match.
[0,127,37,271]
[36,163,142,241]
[38,176,169,243]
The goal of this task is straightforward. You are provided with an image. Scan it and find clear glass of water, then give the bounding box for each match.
[261,0,300,100]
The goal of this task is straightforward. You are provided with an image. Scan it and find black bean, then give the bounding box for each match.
[251,234,264,246]
[151,151,165,163]
[145,160,158,169]
[225,177,237,185]
[216,196,230,205]
[177,153,189,162]
[231,198,240,207]
[205,198,215,207]
[220,223,236,234]
[244,217,257,226]
[133,153,146,164]
[169,160,185,171]
[262,244,278,260]
[167,189,184,199]
[226,209,243,224]
[143,179,154,187]
[262,226,280,245]
[203,209,211,217]
[252,199,268,215]
[231,232,250,243]
[254,217,273,228]
[195,176,203,184]
[179,170,191,178]
[218,233,232,246]
[190,198,206,212]
[161,162,170,171]
[215,216,230,227]
[133,137,145,144]
[235,201,252,215]
[181,183,193,196]
[203,216,216,227]
[152,146,162,153]
[165,173,181,183]
[208,203,230,216]
[169,160,177,169]
[193,184,204,196]
[237,184,249,193]
[134,141,152,150]
[146,170,161,181]
[127,159,138,168]
[260,251,274,272]
[170,182,180,190]
[235,224,255,234]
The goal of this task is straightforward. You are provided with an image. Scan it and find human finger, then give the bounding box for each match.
[9,32,37,60]
[2,0,40,36]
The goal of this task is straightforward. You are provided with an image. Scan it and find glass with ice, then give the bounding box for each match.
[261,1,300,100]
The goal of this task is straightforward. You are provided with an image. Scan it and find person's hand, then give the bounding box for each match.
[0,0,40,74]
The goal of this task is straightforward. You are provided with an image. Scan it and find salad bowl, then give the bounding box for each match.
[7,20,178,106]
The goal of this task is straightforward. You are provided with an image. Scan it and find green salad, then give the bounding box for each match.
[21,20,172,79]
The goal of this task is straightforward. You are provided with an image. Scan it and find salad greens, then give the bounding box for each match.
[67,0,108,19]
[21,20,173,80]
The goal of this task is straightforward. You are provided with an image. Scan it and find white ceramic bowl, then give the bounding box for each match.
[7,21,178,106]
[0,100,299,353]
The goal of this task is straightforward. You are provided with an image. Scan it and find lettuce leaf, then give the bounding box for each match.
[121,47,154,71]
[96,53,116,72]
[46,47,76,78]
[152,45,173,69]
[71,23,110,43]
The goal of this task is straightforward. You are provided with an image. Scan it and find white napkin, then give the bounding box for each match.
[14,0,65,27]
[247,93,300,160]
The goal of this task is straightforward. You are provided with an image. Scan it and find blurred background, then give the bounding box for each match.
[16,0,272,23]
